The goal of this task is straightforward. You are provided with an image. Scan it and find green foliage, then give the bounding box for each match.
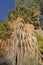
[7,9,18,21]
[36,33,43,53]
[7,0,40,29]
[15,0,39,8]
[7,3,40,27]
[41,26,43,30]
[23,57,41,65]
[0,20,10,35]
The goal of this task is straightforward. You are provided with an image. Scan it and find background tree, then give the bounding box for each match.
[39,0,43,14]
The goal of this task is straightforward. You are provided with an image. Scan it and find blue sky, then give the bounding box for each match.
[0,0,14,20]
